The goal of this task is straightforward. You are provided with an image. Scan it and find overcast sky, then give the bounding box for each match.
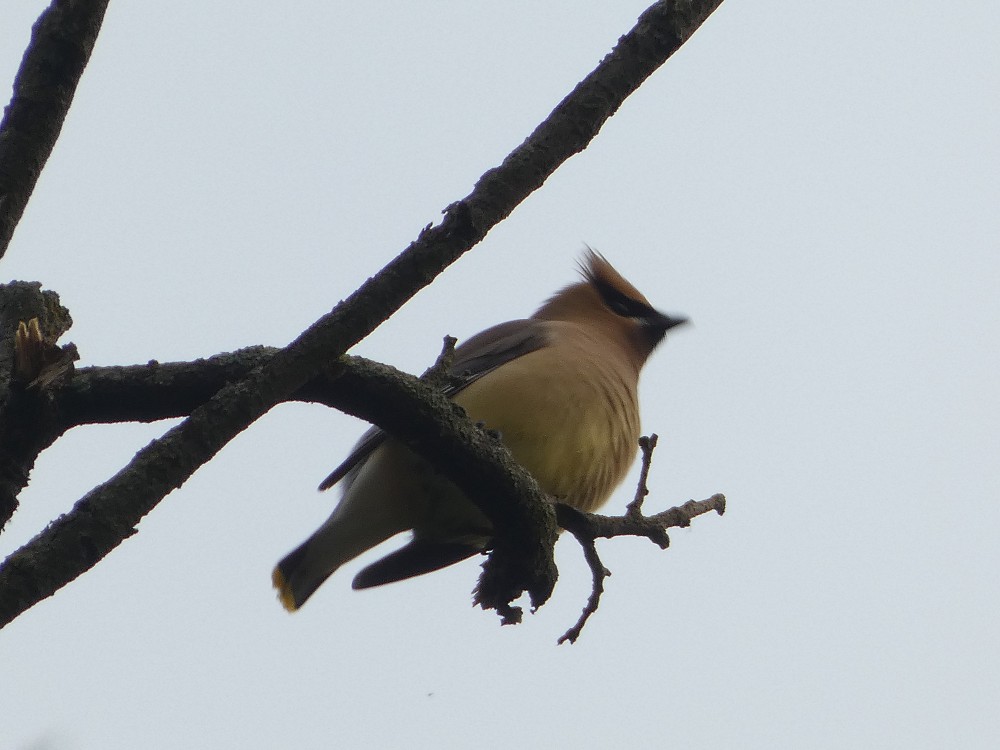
[2,2,999,748]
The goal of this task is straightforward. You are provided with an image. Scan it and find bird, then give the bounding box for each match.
[272,250,686,611]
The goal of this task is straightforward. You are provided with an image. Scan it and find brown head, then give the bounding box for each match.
[532,248,686,368]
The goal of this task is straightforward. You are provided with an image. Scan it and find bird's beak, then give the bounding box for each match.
[639,310,687,349]
[647,311,689,333]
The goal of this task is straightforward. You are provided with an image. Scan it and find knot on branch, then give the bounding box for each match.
[13,317,78,388]
[1,282,76,389]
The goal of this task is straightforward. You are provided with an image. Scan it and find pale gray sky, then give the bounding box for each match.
[3,2,999,749]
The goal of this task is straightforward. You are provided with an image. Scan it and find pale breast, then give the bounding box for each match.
[453,338,640,513]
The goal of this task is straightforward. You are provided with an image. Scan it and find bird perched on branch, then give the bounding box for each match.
[272,250,686,610]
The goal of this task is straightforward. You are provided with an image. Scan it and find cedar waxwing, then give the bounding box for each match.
[272,250,686,610]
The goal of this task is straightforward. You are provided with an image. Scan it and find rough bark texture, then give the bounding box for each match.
[0,0,111,256]
[0,282,74,529]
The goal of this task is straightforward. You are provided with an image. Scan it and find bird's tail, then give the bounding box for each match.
[272,500,412,611]
[272,540,336,612]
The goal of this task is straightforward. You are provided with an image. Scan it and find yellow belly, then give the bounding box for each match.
[452,346,639,512]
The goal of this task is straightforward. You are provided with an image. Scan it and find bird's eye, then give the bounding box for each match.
[592,277,651,319]
[603,288,648,319]
[606,295,633,317]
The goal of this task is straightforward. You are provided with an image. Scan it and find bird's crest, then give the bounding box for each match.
[579,247,652,309]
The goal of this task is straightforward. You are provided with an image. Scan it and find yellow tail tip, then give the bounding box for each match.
[271,567,298,612]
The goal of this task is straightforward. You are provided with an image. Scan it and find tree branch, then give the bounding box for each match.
[0,338,561,628]
[557,521,610,645]
[0,0,111,257]
[4,346,726,632]
[556,435,726,643]
[0,0,726,628]
[0,283,75,529]
[64,348,559,615]
[560,493,727,548]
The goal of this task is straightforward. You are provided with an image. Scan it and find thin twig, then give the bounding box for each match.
[420,335,459,390]
[557,516,611,645]
[626,433,658,517]
[556,493,726,643]
[556,433,726,643]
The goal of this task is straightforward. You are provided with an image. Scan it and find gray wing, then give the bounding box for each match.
[317,318,551,491]
[350,539,484,589]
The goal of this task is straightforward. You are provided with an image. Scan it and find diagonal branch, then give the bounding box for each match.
[0,0,111,257]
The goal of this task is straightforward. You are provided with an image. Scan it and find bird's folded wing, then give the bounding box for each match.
[317,319,552,491]
[350,539,483,589]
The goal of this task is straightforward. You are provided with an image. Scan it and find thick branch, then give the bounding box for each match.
[0,0,111,257]
[324,357,560,618]
[53,353,718,561]
[47,351,726,636]
[53,348,549,536]
[56,348,284,426]
[0,344,558,626]
[50,346,471,427]
[46,348,558,614]
[50,352,727,635]
[0,283,74,528]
